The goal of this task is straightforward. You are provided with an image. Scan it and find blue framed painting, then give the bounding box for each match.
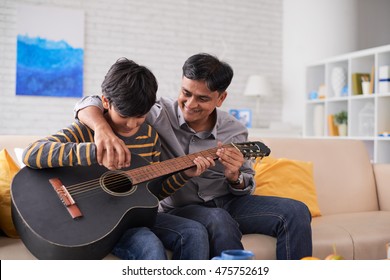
[16,5,84,97]
[229,109,252,128]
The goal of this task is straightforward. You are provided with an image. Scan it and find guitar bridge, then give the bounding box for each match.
[49,178,83,219]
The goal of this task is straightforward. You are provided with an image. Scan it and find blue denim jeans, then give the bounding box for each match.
[151,212,209,259]
[112,213,209,260]
[167,194,313,260]
[112,227,167,260]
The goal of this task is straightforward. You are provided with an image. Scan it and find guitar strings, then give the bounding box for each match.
[63,155,197,197]
[62,145,236,198]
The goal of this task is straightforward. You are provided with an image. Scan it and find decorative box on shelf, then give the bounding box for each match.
[379,65,390,93]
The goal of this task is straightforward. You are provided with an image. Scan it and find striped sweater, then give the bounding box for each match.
[22,120,189,199]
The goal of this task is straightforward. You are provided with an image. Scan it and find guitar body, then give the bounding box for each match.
[11,154,159,260]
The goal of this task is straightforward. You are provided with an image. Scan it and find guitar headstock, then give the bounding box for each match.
[232,141,271,160]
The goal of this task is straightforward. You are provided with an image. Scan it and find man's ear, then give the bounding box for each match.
[216,91,227,107]
[102,95,110,109]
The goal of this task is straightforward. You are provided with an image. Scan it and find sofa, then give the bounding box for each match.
[1,135,390,260]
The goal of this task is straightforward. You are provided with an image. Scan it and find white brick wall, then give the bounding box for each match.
[0,0,282,135]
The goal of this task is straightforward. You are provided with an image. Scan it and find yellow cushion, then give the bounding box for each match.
[0,149,20,238]
[253,156,321,217]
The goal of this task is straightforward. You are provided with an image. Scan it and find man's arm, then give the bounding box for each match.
[75,97,131,170]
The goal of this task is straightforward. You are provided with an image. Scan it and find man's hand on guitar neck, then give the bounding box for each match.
[216,141,245,188]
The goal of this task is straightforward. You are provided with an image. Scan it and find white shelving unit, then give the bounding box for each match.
[304,45,390,163]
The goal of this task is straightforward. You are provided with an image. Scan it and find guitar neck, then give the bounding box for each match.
[125,145,229,185]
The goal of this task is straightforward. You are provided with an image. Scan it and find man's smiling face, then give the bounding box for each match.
[178,76,226,131]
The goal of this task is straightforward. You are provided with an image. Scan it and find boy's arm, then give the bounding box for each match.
[75,96,131,170]
[158,172,190,199]
[158,156,215,199]
[23,122,97,169]
[149,133,215,200]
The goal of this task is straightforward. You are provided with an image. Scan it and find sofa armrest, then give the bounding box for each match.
[373,164,390,211]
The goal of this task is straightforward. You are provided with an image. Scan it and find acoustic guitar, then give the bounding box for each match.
[11,141,270,259]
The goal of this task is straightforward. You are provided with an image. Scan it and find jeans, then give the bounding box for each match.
[112,213,209,260]
[167,194,313,260]
[112,227,167,260]
[152,212,209,259]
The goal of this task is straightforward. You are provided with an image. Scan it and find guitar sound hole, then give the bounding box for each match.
[101,171,135,196]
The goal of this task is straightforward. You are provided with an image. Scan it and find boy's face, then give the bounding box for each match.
[102,96,146,137]
[178,77,227,131]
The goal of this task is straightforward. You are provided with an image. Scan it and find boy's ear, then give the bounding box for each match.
[102,95,110,109]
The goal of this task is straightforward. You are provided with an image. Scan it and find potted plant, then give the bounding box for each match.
[334,110,348,136]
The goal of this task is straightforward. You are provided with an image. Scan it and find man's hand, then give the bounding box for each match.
[216,142,244,182]
[183,156,215,178]
[78,105,131,170]
[94,122,131,170]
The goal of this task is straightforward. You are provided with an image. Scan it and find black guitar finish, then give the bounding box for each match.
[11,154,159,260]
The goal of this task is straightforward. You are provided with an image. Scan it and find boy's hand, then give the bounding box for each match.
[183,156,215,178]
[94,123,131,170]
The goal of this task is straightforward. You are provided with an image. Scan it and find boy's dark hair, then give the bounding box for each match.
[101,57,157,117]
[182,53,233,94]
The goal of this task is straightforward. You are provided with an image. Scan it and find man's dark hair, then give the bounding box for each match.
[101,57,157,117]
[182,53,233,93]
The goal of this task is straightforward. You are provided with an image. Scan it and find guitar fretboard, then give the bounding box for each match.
[125,145,227,185]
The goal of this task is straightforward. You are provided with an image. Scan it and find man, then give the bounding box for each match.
[75,53,313,259]
[23,57,213,260]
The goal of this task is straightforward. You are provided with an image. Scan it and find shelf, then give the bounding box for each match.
[304,44,390,163]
